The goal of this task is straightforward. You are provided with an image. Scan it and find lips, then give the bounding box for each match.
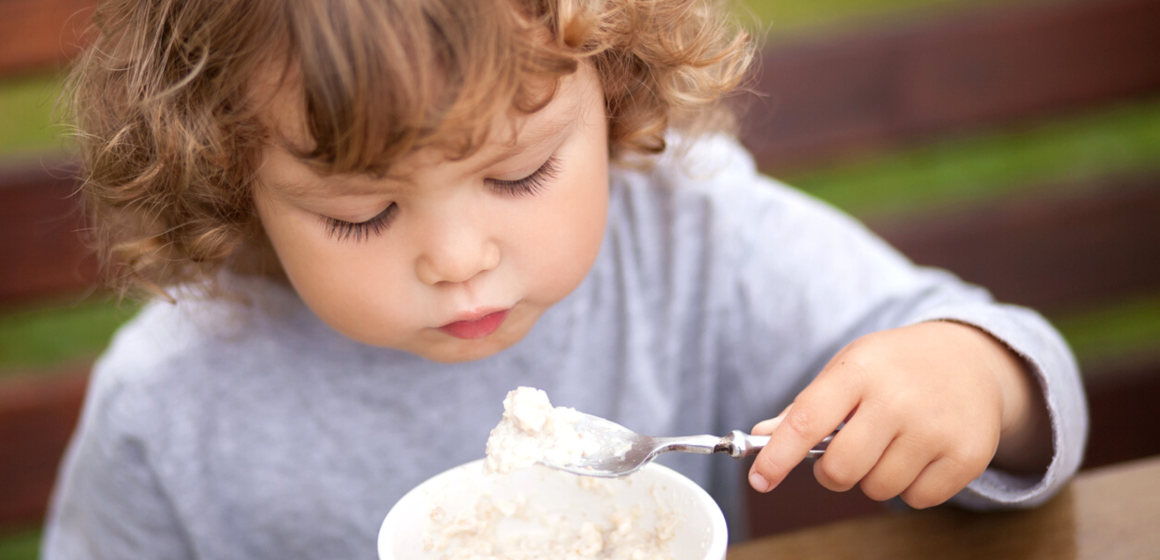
[438,309,510,340]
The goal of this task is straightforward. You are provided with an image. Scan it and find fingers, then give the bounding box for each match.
[857,436,931,502]
[858,437,989,508]
[746,324,1008,499]
[749,375,861,493]
[900,448,990,509]
[812,411,895,493]
[899,458,965,509]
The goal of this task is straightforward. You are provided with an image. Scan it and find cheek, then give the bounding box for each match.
[521,159,609,298]
[254,194,418,342]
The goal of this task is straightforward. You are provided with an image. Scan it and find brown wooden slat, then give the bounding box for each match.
[870,175,1160,315]
[0,369,87,528]
[738,0,1160,172]
[3,0,1159,166]
[0,159,95,308]
[0,0,97,75]
[4,164,1158,313]
[1082,360,1160,470]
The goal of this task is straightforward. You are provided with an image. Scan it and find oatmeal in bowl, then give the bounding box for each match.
[377,388,728,560]
[377,460,726,560]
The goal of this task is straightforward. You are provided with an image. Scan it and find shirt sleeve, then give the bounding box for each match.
[41,361,195,560]
[688,136,1088,510]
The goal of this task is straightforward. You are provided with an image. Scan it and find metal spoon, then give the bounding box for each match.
[542,413,839,478]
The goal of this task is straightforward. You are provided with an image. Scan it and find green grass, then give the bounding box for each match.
[738,0,1063,37]
[0,529,39,560]
[0,298,140,373]
[0,74,68,157]
[0,0,1055,158]
[786,97,1160,219]
[1055,295,1160,371]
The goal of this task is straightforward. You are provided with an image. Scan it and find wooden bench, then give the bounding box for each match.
[2,0,1159,540]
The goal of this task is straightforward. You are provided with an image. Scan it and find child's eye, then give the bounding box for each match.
[322,203,398,243]
[487,155,560,197]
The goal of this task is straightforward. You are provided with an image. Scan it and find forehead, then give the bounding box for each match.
[251,62,598,178]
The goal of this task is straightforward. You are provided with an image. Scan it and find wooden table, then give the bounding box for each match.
[728,456,1160,560]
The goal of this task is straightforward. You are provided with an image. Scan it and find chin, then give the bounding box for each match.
[418,339,512,364]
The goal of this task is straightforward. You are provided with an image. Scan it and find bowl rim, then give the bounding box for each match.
[377,458,728,560]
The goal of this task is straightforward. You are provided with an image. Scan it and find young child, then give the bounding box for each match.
[45,0,1087,558]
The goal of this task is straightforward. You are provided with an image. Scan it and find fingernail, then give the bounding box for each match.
[749,471,771,493]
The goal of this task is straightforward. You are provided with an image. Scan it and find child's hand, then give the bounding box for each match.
[748,321,1052,509]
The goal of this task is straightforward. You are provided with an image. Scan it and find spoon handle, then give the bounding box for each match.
[720,428,839,460]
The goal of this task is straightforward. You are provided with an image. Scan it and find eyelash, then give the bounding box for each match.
[487,155,561,197]
[321,155,560,243]
[322,204,397,243]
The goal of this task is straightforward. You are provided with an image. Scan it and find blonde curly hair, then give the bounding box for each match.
[68,0,754,298]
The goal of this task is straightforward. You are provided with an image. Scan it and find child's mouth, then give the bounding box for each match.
[438,310,510,339]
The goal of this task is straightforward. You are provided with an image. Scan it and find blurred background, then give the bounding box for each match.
[1,0,1158,557]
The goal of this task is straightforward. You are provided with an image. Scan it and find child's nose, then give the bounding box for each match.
[415,225,501,286]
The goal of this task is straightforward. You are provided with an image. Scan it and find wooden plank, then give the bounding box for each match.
[0,368,88,528]
[2,0,1159,166]
[1082,360,1160,470]
[3,160,1158,314]
[736,457,1160,560]
[870,175,1160,314]
[0,0,97,75]
[738,0,1160,172]
[0,159,96,309]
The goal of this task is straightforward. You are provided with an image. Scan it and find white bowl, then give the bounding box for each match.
[378,459,727,560]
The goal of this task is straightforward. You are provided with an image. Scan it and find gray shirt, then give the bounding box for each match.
[42,136,1087,560]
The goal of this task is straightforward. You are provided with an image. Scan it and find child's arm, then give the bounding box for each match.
[41,357,195,559]
[747,320,1054,508]
[669,135,1086,511]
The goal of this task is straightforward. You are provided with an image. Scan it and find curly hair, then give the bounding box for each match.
[67,0,754,298]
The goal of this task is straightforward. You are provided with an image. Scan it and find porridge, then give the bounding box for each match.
[418,388,681,560]
[483,387,603,474]
[422,475,680,560]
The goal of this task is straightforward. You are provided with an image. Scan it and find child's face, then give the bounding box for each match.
[253,64,609,363]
